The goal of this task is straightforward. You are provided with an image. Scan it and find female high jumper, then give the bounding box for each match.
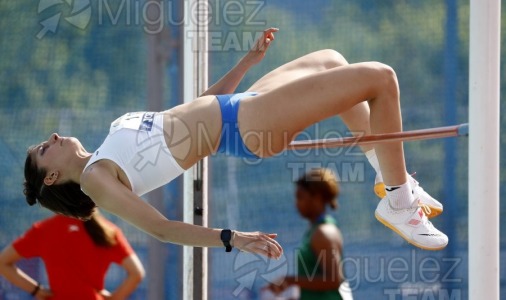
[24,28,447,259]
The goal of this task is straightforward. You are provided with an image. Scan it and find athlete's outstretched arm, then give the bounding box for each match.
[201,28,278,96]
[81,167,283,259]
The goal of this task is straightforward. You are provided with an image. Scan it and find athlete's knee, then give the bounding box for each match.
[317,49,348,68]
[368,62,399,98]
[381,64,399,98]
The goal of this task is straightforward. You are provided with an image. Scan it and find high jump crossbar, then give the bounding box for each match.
[288,123,468,150]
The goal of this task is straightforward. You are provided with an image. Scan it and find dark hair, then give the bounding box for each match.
[296,168,340,210]
[83,214,118,247]
[23,146,96,220]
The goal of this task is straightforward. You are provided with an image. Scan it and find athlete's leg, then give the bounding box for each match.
[239,62,406,186]
[248,49,374,153]
[240,63,447,250]
[248,50,443,215]
[338,102,373,152]
[247,49,349,93]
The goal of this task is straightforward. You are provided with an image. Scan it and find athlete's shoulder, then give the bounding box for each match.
[312,222,342,246]
[81,160,118,194]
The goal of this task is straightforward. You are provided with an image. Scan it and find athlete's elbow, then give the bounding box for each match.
[131,268,145,283]
[151,230,171,243]
[149,220,177,244]
[0,260,13,276]
[0,254,11,271]
[132,260,146,282]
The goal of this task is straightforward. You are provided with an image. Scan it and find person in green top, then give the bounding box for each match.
[267,168,350,299]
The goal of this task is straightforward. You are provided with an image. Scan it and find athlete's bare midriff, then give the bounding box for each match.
[161,95,222,170]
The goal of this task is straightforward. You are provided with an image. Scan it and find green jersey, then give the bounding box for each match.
[296,215,343,300]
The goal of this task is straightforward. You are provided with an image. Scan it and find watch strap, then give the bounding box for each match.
[220,229,233,252]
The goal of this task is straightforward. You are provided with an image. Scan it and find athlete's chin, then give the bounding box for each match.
[65,137,82,147]
[66,137,90,156]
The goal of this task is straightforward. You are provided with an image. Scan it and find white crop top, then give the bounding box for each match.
[83,112,185,196]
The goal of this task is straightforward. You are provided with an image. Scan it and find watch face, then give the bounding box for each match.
[221,230,232,241]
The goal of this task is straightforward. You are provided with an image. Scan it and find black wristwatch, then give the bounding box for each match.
[220,229,233,252]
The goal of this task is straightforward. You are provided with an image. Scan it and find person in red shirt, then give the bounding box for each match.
[0,212,145,299]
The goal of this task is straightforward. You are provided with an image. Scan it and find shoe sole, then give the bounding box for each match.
[374,183,443,219]
[375,212,447,251]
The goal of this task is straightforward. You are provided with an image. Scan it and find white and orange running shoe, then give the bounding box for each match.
[375,197,448,250]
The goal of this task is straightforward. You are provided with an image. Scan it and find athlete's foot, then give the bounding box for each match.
[375,197,448,250]
[374,174,443,218]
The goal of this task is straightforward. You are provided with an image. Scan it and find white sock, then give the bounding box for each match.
[408,174,417,187]
[385,181,415,209]
[365,149,383,183]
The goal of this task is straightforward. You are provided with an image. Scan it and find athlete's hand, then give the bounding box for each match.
[35,287,53,300]
[241,27,279,66]
[232,231,283,259]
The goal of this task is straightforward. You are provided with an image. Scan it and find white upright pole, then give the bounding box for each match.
[468,0,500,299]
[182,0,195,298]
[195,0,209,297]
[183,0,208,299]
[182,1,195,298]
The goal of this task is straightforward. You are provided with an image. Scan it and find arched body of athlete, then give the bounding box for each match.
[24,28,447,259]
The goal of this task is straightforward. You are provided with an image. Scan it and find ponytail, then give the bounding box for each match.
[83,214,117,247]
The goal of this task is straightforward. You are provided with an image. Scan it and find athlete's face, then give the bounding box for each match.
[295,186,325,220]
[30,133,84,184]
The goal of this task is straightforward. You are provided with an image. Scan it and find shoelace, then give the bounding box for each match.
[419,203,432,216]
[416,203,436,228]
[413,200,441,233]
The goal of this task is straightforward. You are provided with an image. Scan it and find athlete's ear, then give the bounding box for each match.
[44,171,59,186]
